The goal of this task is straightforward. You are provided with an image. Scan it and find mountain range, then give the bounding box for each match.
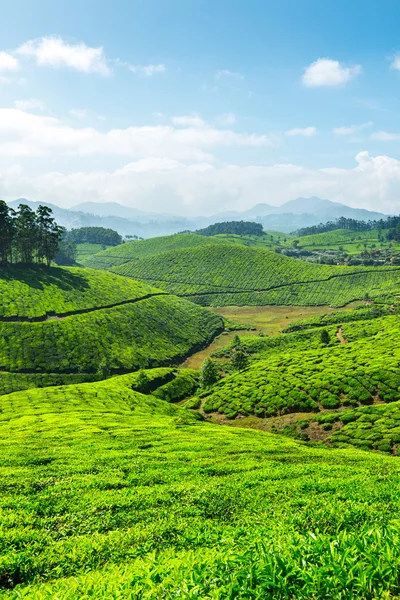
[6,197,388,237]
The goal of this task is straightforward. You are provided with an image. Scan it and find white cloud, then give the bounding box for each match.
[285,126,317,137]
[333,122,373,135]
[172,115,206,128]
[217,113,237,126]
[14,98,46,112]
[69,108,88,119]
[215,69,244,80]
[302,58,362,87]
[16,36,110,75]
[371,131,400,141]
[129,63,166,76]
[0,108,273,161]
[390,55,400,71]
[0,51,19,72]
[2,151,400,215]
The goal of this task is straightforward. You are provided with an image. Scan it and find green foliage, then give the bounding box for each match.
[284,305,386,332]
[327,402,400,453]
[82,233,235,269]
[0,266,223,394]
[0,296,222,389]
[320,329,330,345]
[66,226,122,246]
[152,369,199,402]
[135,369,150,392]
[202,315,400,418]
[0,203,64,267]
[195,220,265,237]
[231,348,249,372]
[0,266,157,318]
[1,376,400,598]
[199,358,220,388]
[109,244,400,307]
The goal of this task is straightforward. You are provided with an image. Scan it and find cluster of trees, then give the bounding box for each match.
[0,201,63,266]
[66,227,122,246]
[296,215,400,237]
[195,221,265,237]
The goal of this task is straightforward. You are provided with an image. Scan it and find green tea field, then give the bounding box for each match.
[0,266,223,395]
[1,373,400,599]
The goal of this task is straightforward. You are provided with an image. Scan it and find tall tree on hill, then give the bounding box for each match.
[14,204,39,264]
[0,201,15,265]
[231,349,249,372]
[199,358,220,388]
[37,205,64,266]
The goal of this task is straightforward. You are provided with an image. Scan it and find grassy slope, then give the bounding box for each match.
[82,231,295,271]
[0,266,223,394]
[109,244,400,307]
[81,233,236,269]
[0,266,159,318]
[295,228,400,255]
[1,375,400,598]
[75,243,112,264]
[201,314,400,420]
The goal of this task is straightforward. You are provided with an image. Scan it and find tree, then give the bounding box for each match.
[320,330,330,345]
[66,227,123,246]
[135,369,150,392]
[231,349,249,372]
[231,335,241,350]
[199,358,219,388]
[0,201,15,265]
[54,238,77,265]
[96,357,110,380]
[14,204,38,263]
[0,203,63,268]
[36,205,64,266]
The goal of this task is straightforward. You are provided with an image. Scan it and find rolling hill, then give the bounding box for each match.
[1,371,400,598]
[0,266,223,395]
[106,244,400,307]
[201,313,400,421]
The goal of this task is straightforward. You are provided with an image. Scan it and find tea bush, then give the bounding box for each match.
[1,375,400,598]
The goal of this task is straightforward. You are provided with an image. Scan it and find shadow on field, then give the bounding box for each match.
[0,265,90,292]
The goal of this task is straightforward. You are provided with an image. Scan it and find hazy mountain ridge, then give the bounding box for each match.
[6,197,387,237]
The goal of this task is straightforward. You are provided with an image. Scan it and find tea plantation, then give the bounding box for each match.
[201,314,400,419]
[2,373,400,598]
[0,266,223,395]
[5,234,400,597]
[82,233,235,269]
[0,266,160,318]
[109,244,400,306]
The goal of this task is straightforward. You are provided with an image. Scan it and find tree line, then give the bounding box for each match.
[0,201,63,267]
[65,226,122,246]
[195,221,265,237]
[295,215,400,237]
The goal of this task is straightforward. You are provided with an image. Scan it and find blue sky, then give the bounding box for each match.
[1,0,400,215]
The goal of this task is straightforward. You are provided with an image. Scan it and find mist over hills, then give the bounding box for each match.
[7,197,387,237]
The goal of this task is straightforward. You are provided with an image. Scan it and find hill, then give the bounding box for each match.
[108,244,400,306]
[81,233,239,269]
[201,313,400,420]
[1,373,400,598]
[0,266,223,394]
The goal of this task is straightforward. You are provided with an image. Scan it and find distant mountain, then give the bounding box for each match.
[71,201,177,223]
[6,196,388,237]
[278,197,385,221]
[6,199,198,238]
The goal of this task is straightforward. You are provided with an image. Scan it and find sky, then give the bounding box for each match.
[1,0,400,215]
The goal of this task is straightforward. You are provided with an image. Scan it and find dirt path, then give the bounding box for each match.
[336,327,347,344]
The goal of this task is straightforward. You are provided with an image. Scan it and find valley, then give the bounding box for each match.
[3,213,400,598]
